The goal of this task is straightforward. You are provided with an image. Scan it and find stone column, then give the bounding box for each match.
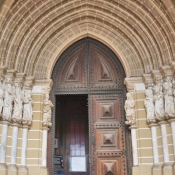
[0,67,7,175]
[130,125,139,166]
[8,73,25,175]
[18,76,34,175]
[41,82,53,168]
[152,70,173,175]
[142,74,161,175]
[170,62,175,173]
[124,79,139,168]
[42,128,49,167]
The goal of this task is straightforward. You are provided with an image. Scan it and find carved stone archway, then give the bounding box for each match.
[50,37,132,175]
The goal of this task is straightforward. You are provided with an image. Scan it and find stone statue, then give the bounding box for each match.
[23,85,33,125]
[163,76,175,118]
[42,86,53,128]
[153,78,165,121]
[125,92,135,126]
[144,88,155,123]
[12,82,23,123]
[43,92,53,127]
[2,78,13,121]
[0,78,4,116]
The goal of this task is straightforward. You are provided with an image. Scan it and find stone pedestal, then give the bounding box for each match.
[173,163,175,175]
[162,163,173,175]
[7,164,18,175]
[0,163,7,175]
[152,164,162,175]
[18,166,28,175]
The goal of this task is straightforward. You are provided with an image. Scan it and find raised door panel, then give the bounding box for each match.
[90,95,127,175]
[89,42,122,89]
[56,43,87,90]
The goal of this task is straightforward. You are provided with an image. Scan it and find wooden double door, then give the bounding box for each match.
[51,38,131,175]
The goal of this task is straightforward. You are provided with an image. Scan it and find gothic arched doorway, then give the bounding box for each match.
[50,38,131,175]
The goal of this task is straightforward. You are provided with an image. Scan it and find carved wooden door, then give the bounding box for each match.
[90,95,127,175]
[51,38,131,175]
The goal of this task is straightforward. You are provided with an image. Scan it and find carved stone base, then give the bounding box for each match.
[18,165,28,175]
[162,163,173,175]
[0,163,7,175]
[152,164,162,175]
[173,163,175,175]
[0,163,7,170]
[7,164,18,175]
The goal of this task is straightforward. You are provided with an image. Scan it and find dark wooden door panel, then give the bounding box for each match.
[90,95,127,175]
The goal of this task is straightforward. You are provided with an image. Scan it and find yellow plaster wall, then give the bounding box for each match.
[25,94,43,167]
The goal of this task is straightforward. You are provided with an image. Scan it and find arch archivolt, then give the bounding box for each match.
[0,0,175,79]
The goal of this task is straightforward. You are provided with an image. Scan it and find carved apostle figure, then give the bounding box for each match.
[125,92,135,125]
[0,78,4,115]
[2,78,13,121]
[43,92,53,127]
[153,78,165,121]
[144,88,155,123]
[163,76,175,118]
[23,85,33,125]
[12,82,23,123]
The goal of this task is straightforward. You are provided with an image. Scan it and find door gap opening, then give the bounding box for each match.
[54,95,89,175]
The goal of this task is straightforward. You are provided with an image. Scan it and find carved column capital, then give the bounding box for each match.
[151,70,163,84]
[124,78,135,92]
[4,69,16,85]
[142,74,154,89]
[170,61,175,72]
[0,66,6,82]
[14,73,25,87]
[24,76,35,90]
[160,66,173,81]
